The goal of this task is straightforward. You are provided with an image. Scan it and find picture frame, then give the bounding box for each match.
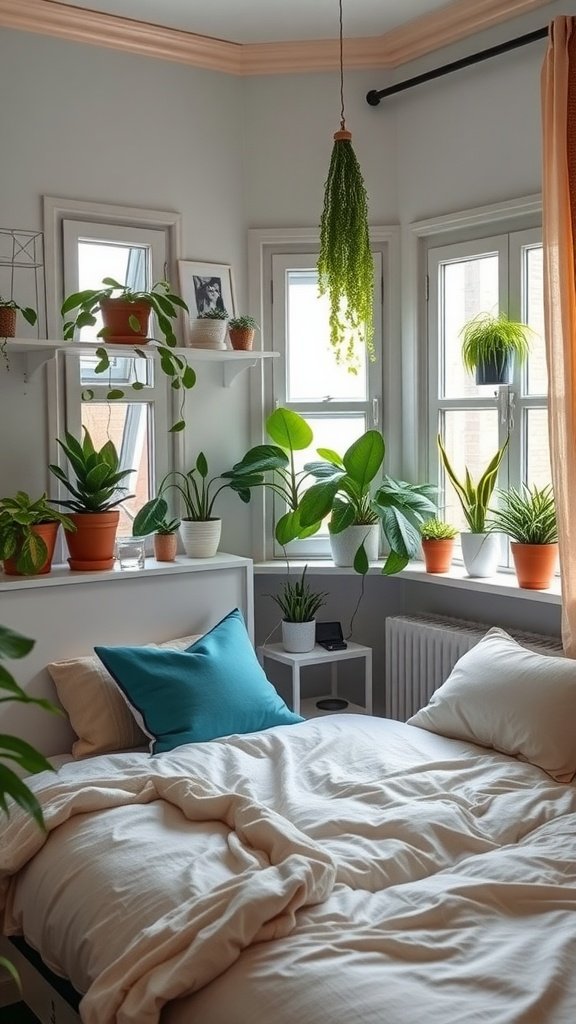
[177,260,236,334]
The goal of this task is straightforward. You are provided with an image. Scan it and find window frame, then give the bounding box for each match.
[424,216,547,569]
[43,197,183,545]
[248,226,400,562]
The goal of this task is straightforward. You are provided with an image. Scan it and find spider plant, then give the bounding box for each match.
[461,312,532,383]
[490,484,557,544]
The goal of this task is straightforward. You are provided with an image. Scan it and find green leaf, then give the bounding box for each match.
[0,954,21,990]
[81,388,95,401]
[315,447,345,469]
[299,479,341,527]
[382,550,409,575]
[131,381,145,391]
[266,408,313,452]
[169,420,185,433]
[329,501,355,533]
[228,446,288,476]
[0,626,34,660]
[94,347,110,374]
[106,389,125,401]
[196,452,208,478]
[182,365,196,390]
[275,510,304,546]
[132,497,168,537]
[0,765,45,829]
[342,430,385,489]
[0,735,53,774]
[353,542,369,575]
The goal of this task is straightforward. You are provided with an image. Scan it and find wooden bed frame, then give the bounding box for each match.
[0,553,254,1018]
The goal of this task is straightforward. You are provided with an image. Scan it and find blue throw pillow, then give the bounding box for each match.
[94,608,303,753]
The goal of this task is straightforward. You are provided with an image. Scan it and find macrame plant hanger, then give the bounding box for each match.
[318,0,374,371]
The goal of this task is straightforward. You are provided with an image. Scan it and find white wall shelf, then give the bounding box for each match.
[5,339,279,387]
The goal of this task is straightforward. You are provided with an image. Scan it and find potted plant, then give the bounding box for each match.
[188,307,229,350]
[132,452,233,559]
[437,434,508,577]
[269,566,328,653]
[224,407,323,547]
[0,492,75,576]
[419,517,458,574]
[298,430,437,574]
[228,314,258,351]
[490,483,558,589]
[461,312,532,385]
[0,297,38,370]
[61,279,195,431]
[49,428,134,571]
[152,516,181,562]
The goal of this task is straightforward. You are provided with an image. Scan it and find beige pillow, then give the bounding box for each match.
[407,627,576,782]
[48,633,202,758]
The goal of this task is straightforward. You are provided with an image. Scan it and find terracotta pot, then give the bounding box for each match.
[0,307,17,339]
[64,510,120,571]
[154,532,178,562]
[100,298,151,345]
[421,538,455,574]
[3,521,60,576]
[511,541,559,590]
[228,327,255,351]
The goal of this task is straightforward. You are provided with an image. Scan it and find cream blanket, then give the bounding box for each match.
[2,715,576,1024]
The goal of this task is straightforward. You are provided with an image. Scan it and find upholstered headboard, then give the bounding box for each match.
[0,555,253,756]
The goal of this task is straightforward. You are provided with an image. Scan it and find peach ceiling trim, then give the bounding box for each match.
[0,0,554,74]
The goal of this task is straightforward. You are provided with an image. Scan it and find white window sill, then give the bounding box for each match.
[0,552,252,591]
[254,559,562,606]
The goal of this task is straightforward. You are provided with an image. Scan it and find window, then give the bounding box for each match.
[427,225,548,563]
[43,197,181,542]
[269,250,384,557]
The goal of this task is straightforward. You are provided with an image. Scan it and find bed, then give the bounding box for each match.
[1,577,576,1023]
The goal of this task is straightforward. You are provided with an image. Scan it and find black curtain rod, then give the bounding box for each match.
[366,26,548,106]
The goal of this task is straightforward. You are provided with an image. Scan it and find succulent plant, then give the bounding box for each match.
[228,314,258,330]
[198,308,228,321]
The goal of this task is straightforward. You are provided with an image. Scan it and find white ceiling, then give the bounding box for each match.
[59,0,455,44]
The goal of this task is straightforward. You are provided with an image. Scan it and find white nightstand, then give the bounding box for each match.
[258,642,372,718]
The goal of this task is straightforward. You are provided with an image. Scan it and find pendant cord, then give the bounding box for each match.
[339,0,345,130]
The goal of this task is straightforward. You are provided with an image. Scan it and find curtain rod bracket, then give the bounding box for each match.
[366,26,548,106]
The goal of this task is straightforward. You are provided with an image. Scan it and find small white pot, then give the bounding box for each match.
[460,531,500,578]
[281,619,316,653]
[187,319,228,350]
[179,518,221,558]
[329,523,379,567]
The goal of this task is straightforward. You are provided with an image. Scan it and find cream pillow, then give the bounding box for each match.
[407,627,576,782]
[48,633,202,758]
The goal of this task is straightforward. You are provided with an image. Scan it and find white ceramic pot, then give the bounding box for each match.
[187,319,228,350]
[179,518,221,558]
[329,523,380,567]
[281,619,316,653]
[460,531,500,578]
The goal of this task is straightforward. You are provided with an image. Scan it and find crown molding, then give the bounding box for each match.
[0,0,553,74]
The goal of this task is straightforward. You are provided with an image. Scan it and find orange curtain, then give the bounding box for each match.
[541,17,576,655]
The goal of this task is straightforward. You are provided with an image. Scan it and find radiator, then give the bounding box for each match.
[385,614,563,721]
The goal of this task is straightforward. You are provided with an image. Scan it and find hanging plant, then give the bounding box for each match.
[317,0,374,372]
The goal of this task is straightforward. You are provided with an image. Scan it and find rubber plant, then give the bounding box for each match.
[317,0,374,372]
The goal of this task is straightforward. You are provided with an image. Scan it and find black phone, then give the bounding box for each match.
[316,621,347,651]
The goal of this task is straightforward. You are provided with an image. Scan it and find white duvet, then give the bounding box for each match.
[2,714,576,1023]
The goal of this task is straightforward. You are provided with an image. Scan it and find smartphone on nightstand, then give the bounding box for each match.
[316,621,347,651]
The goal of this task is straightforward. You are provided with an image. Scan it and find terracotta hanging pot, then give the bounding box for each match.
[0,307,17,339]
[421,538,455,574]
[64,510,120,571]
[511,542,558,590]
[3,521,60,576]
[228,327,255,351]
[100,298,152,345]
[154,532,178,562]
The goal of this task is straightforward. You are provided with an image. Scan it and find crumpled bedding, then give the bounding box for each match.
[2,714,576,1024]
